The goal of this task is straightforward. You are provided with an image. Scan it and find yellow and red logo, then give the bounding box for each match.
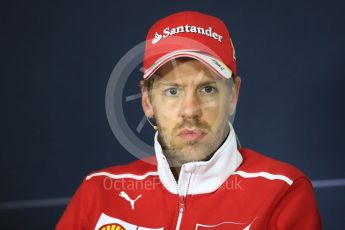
[98,223,125,230]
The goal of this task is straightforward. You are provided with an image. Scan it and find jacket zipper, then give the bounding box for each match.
[175,195,186,230]
[162,156,193,230]
[168,169,192,230]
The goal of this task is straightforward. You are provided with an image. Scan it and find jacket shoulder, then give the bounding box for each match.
[84,155,158,182]
[238,147,308,182]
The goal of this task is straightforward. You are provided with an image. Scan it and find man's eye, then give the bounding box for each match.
[201,86,217,94]
[164,88,180,96]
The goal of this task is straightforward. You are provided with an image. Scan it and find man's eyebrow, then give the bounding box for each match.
[198,80,218,87]
[156,80,180,86]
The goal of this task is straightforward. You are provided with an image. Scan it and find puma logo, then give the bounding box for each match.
[119,191,142,210]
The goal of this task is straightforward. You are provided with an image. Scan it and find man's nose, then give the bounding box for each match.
[179,92,202,119]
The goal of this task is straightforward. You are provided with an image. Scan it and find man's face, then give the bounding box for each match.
[142,58,239,167]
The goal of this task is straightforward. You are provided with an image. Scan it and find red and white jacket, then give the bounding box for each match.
[56,122,322,230]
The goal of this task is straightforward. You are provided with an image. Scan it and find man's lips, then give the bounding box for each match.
[178,128,206,141]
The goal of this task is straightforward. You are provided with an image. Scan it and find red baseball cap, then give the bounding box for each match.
[143,11,236,80]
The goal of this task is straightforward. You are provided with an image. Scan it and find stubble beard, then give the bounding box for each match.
[157,119,229,167]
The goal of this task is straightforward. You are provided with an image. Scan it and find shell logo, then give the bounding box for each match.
[98,223,126,230]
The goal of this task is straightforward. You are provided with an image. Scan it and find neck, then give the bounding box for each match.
[171,167,181,181]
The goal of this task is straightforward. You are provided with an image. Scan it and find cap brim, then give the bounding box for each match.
[143,50,232,80]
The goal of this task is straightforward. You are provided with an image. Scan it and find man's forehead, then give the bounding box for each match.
[152,58,224,86]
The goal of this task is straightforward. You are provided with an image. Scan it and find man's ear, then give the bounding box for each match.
[228,76,241,116]
[140,80,154,118]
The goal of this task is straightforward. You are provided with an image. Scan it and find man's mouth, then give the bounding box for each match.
[178,128,206,141]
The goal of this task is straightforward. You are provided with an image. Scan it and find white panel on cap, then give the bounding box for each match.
[143,50,232,80]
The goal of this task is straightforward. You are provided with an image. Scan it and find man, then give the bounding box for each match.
[57,11,322,229]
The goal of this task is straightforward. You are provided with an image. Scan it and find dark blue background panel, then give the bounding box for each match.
[1,0,344,229]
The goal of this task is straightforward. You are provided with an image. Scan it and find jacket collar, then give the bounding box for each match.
[154,121,243,195]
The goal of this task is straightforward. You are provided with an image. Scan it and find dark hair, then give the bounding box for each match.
[143,76,155,93]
